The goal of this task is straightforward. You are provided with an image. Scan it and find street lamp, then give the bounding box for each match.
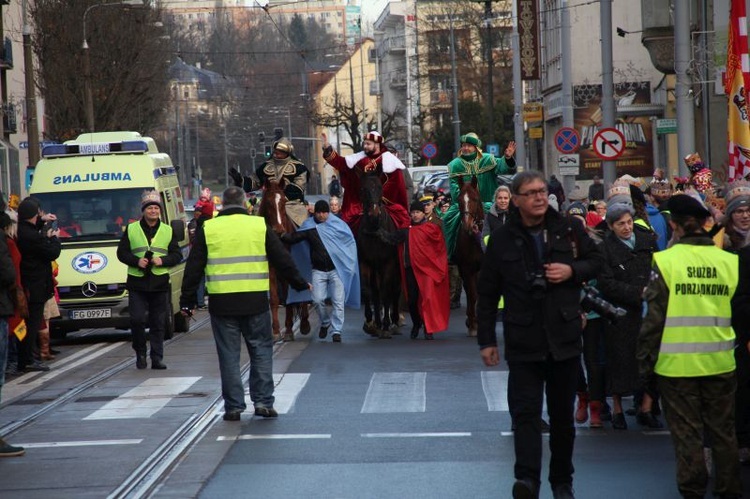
[82,0,144,132]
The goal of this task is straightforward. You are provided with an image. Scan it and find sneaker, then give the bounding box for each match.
[254,406,278,418]
[612,412,628,430]
[332,333,341,343]
[223,410,242,421]
[318,325,329,339]
[25,360,50,372]
[0,438,25,457]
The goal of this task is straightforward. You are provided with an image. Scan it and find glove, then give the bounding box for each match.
[228,167,243,187]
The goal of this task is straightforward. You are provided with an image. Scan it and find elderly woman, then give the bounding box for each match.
[480,185,511,251]
[598,202,661,430]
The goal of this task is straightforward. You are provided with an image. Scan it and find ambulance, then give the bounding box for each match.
[29,131,190,338]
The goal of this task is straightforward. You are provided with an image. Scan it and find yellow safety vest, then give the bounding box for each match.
[203,214,269,294]
[127,221,173,277]
[653,244,738,377]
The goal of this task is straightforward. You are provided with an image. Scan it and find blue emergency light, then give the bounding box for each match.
[42,140,148,158]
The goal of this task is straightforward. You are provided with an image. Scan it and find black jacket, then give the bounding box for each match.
[180,207,308,316]
[17,219,61,304]
[477,209,604,362]
[280,225,335,272]
[116,218,183,293]
[0,233,16,317]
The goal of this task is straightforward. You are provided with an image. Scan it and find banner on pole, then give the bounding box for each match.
[726,0,750,180]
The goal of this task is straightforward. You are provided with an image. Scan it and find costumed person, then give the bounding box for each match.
[228,137,309,227]
[685,152,714,194]
[421,194,442,227]
[283,200,360,343]
[320,131,410,232]
[638,194,743,499]
[384,201,450,340]
[442,133,515,260]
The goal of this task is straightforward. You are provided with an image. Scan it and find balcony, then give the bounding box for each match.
[0,37,12,69]
[369,80,381,96]
[389,73,406,89]
[3,103,16,134]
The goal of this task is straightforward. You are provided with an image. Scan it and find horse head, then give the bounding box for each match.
[259,179,288,232]
[457,176,483,234]
[360,173,384,222]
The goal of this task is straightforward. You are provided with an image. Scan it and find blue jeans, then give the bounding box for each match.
[312,269,345,334]
[210,312,274,413]
[0,318,7,400]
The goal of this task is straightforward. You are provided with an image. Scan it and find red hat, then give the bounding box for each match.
[364,131,384,144]
[195,199,214,218]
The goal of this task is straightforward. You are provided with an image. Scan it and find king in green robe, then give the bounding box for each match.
[442,133,516,260]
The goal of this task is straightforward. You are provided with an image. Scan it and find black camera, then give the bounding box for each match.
[580,284,627,322]
[143,250,154,262]
[529,272,547,300]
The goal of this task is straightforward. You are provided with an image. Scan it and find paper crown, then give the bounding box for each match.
[606,179,631,202]
[649,179,672,195]
[725,180,750,204]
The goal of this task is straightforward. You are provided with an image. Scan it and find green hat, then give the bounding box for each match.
[460,132,481,148]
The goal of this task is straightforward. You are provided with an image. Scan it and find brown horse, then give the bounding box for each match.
[357,173,401,339]
[258,180,310,342]
[455,176,484,337]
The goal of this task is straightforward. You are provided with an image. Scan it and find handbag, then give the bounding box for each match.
[11,285,29,319]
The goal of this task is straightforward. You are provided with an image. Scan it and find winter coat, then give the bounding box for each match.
[116,218,183,293]
[17,219,61,304]
[477,208,604,362]
[0,233,16,317]
[480,204,510,251]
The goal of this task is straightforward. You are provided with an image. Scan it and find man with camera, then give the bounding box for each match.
[477,171,603,499]
[117,191,182,370]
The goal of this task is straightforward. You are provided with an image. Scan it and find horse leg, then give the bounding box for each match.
[269,270,281,342]
[283,303,295,342]
[465,272,478,337]
[360,264,377,336]
[299,302,311,335]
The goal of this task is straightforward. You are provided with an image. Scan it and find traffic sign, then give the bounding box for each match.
[656,118,677,135]
[486,143,500,156]
[557,153,580,168]
[554,127,580,154]
[421,142,438,159]
[593,127,626,160]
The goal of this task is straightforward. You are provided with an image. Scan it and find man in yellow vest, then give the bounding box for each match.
[179,186,309,421]
[638,194,742,499]
[117,191,182,370]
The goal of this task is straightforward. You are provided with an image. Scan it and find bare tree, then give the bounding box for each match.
[32,0,171,140]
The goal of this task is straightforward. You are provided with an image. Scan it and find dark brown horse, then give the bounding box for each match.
[258,180,310,342]
[357,173,401,339]
[455,176,484,337]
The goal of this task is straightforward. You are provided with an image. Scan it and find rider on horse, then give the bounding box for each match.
[229,137,309,227]
[321,131,411,232]
[443,132,516,259]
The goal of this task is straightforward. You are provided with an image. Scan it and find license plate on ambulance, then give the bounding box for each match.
[69,309,112,320]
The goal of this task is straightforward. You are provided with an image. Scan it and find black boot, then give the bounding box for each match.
[136,351,147,370]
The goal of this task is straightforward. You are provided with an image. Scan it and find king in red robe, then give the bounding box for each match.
[322,131,410,232]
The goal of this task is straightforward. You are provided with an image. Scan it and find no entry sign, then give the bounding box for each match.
[593,128,626,160]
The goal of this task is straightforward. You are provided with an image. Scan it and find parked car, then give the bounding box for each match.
[413,166,448,199]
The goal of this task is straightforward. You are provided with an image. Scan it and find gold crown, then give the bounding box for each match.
[650,179,672,194]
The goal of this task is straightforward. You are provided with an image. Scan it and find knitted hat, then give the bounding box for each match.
[606,179,632,207]
[605,202,635,225]
[17,197,40,221]
[460,132,481,148]
[409,201,425,213]
[725,180,750,217]
[567,185,587,201]
[314,200,330,213]
[567,202,586,218]
[141,190,162,211]
[364,131,384,144]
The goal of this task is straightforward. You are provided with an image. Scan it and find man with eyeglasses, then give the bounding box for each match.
[477,170,603,499]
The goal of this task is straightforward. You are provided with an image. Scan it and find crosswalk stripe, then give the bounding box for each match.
[83,377,201,420]
[17,439,143,448]
[241,373,310,414]
[362,432,471,438]
[218,434,331,441]
[361,372,426,413]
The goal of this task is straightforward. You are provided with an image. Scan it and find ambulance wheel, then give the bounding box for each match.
[174,311,189,333]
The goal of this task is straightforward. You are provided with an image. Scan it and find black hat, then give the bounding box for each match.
[628,184,646,205]
[409,201,425,213]
[566,202,586,218]
[314,200,330,213]
[667,194,711,219]
[17,197,40,221]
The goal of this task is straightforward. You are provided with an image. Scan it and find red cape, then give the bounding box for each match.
[402,222,450,333]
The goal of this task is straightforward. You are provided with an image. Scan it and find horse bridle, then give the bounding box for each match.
[461,192,484,234]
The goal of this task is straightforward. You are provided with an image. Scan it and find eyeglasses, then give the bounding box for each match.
[516,187,548,198]
[734,208,750,216]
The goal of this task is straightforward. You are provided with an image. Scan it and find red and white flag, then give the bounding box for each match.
[726,0,750,180]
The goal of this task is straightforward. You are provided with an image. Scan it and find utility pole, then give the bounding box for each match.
[600,0,617,186]
[674,0,694,177]
[449,16,461,156]
[405,33,414,167]
[22,0,39,166]
[484,0,494,144]
[561,0,575,192]
[511,1,526,168]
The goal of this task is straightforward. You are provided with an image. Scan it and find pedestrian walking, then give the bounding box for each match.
[477,170,603,499]
[283,200,360,343]
[116,191,182,370]
[638,194,743,499]
[179,186,309,421]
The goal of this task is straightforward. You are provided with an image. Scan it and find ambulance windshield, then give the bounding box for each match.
[32,188,147,241]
